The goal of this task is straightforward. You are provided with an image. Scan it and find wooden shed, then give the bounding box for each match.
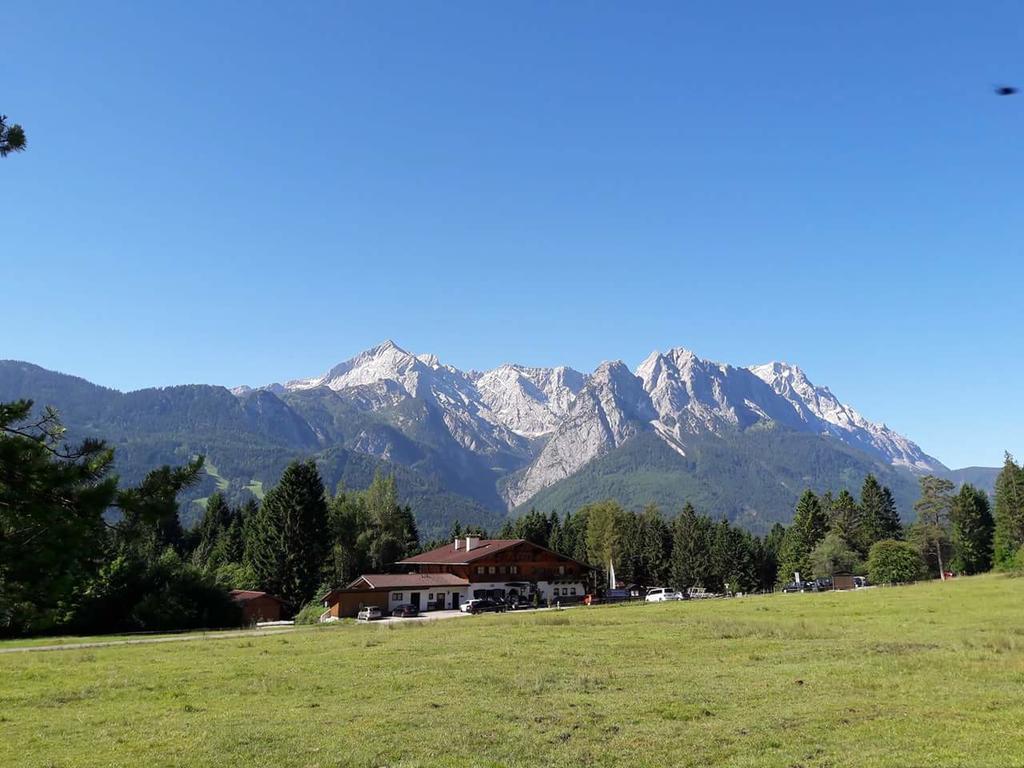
[832,573,856,591]
[230,590,286,624]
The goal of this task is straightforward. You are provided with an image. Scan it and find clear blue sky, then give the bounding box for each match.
[4,3,1022,469]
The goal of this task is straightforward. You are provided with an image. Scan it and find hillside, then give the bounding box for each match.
[0,346,992,536]
[2,575,1021,767]
[0,361,497,536]
[515,429,921,534]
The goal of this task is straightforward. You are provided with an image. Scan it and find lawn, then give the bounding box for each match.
[2,575,1022,767]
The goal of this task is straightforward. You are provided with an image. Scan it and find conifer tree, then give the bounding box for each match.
[547,511,562,551]
[950,483,994,575]
[626,505,672,587]
[879,486,902,538]
[828,489,866,555]
[0,400,117,634]
[246,460,329,606]
[860,474,903,546]
[913,475,955,579]
[356,472,419,570]
[755,523,785,590]
[722,525,758,593]
[993,453,1024,567]
[193,492,232,569]
[670,502,712,590]
[778,490,828,582]
[0,115,27,157]
[707,519,734,593]
[556,508,590,564]
[503,508,552,547]
[322,490,364,587]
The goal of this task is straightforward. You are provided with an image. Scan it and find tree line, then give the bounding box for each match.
[495,501,781,594]
[0,399,419,636]
[5,393,1024,637]
[497,457,1024,591]
[192,463,419,609]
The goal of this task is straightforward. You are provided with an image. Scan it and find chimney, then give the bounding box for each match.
[453,538,462,550]
[465,535,480,551]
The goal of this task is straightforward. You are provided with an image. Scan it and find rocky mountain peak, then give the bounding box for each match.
[748,360,945,473]
[255,341,946,509]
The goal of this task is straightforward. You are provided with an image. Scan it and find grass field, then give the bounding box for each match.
[2,575,1022,767]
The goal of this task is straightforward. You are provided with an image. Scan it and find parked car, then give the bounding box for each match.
[356,606,383,621]
[459,598,483,614]
[391,604,419,618]
[853,576,870,589]
[815,577,833,591]
[505,595,532,610]
[467,598,506,614]
[645,587,685,602]
[781,581,802,593]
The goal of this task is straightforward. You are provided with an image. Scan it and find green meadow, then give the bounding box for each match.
[2,575,1022,768]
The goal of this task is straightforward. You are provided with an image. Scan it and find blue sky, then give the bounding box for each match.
[4,2,1022,469]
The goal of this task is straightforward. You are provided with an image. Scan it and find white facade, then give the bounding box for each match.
[376,579,588,612]
[384,587,465,612]
[467,580,586,602]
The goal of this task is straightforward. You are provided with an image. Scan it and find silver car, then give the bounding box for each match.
[356,605,383,621]
[645,587,685,602]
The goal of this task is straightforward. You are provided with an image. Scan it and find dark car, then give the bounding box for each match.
[391,604,419,618]
[505,595,532,610]
[467,598,506,614]
[815,577,833,591]
[781,581,802,594]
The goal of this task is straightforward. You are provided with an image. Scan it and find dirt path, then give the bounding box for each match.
[0,627,298,654]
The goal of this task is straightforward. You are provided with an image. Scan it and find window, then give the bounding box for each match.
[392,592,403,601]
[476,566,484,575]
[510,565,518,575]
[570,587,577,596]
[499,566,506,574]
[558,565,565,576]
[488,566,496,575]
[428,593,434,601]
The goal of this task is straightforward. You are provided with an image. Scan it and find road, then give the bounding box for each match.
[0,627,298,655]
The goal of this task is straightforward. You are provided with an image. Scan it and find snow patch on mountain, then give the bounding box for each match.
[242,341,945,509]
[284,340,529,458]
[503,362,653,507]
[475,363,587,438]
[637,348,805,438]
[748,361,945,473]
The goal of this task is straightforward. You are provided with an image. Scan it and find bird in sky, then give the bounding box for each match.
[994,85,1018,96]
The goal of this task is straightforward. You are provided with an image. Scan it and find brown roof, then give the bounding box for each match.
[396,538,592,569]
[396,539,526,565]
[229,590,284,604]
[348,573,470,590]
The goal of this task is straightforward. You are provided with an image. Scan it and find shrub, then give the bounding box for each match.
[1006,546,1024,577]
[294,601,327,625]
[868,540,925,585]
[213,562,259,591]
[809,532,863,578]
[70,548,241,634]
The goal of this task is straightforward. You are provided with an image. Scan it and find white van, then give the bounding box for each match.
[645,587,684,603]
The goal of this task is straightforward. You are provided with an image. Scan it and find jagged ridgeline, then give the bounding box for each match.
[0,344,994,538]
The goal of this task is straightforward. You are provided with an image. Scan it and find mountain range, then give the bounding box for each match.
[0,342,995,538]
